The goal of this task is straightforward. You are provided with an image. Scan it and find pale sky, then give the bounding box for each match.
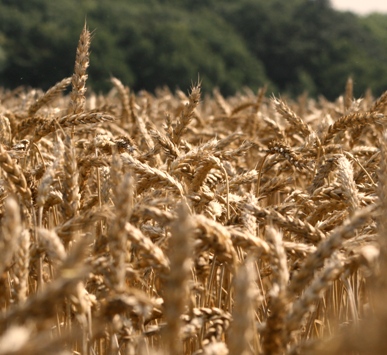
[331,0,387,15]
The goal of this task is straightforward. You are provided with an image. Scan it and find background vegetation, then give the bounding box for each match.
[0,0,387,98]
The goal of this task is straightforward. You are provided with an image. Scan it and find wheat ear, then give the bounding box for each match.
[323,111,384,144]
[344,77,353,111]
[12,229,30,303]
[285,254,345,339]
[109,169,133,292]
[370,90,387,113]
[32,112,114,142]
[163,204,193,354]
[172,82,201,145]
[288,205,375,297]
[111,77,131,123]
[0,114,12,146]
[0,145,32,207]
[0,197,21,276]
[335,155,359,215]
[68,22,90,115]
[61,136,80,220]
[272,95,312,137]
[262,226,289,354]
[227,257,260,355]
[27,77,72,116]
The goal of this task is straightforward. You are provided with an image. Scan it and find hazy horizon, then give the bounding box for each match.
[331,0,387,15]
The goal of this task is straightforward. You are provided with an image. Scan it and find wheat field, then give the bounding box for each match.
[0,24,387,355]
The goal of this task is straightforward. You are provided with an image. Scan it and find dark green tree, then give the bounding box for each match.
[0,0,269,95]
[359,13,387,96]
[1,0,387,98]
[214,0,384,98]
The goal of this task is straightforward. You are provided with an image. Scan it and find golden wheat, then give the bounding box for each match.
[0,25,386,355]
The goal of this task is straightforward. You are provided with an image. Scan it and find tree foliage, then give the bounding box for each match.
[0,0,386,98]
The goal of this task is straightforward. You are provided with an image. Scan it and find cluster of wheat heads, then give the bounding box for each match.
[1,25,387,355]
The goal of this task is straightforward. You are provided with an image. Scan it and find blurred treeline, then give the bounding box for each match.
[0,0,387,99]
